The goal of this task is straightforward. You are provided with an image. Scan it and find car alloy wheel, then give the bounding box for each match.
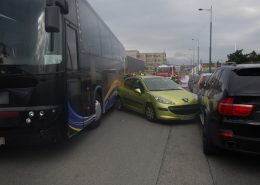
[145,104,156,121]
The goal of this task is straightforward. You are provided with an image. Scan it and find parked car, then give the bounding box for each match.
[188,74,199,92]
[180,75,190,88]
[117,76,198,121]
[200,64,260,155]
[192,73,212,95]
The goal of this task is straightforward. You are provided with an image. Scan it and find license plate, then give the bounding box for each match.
[180,114,195,120]
[0,92,9,104]
[0,137,5,146]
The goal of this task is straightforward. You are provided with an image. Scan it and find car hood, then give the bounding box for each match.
[149,89,197,105]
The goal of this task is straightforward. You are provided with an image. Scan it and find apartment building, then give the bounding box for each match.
[126,50,167,72]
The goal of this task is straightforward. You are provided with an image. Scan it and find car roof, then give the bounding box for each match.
[221,63,260,70]
[200,73,212,76]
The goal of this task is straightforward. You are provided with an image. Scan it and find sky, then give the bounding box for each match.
[88,0,260,65]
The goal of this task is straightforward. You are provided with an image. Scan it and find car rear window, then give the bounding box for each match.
[229,68,260,95]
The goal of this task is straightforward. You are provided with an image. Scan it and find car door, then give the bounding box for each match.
[127,78,147,113]
[120,78,135,108]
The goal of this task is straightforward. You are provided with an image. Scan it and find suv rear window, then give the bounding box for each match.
[229,68,260,95]
[236,68,260,76]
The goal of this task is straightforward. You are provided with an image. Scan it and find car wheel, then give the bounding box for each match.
[87,95,102,129]
[145,104,157,122]
[202,113,221,155]
[203,131,221,156]
[199,109,205,125]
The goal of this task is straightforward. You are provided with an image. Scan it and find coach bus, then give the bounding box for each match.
[0,0,125,145]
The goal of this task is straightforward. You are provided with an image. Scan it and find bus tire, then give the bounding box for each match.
[87,95,102,129]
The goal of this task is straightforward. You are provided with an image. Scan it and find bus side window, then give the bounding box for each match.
[66,25,78,71]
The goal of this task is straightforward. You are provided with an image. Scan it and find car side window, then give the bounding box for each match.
[212,69,223,90]
[132,79,145,92]
[124,78,135,89]
[208,69,222,89]
[206,72,216,88]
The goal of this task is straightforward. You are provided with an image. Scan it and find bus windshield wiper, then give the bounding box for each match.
[0,65,34,77]
[0,13,16,22]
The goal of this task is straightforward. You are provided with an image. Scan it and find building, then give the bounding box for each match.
[126,50,167,73]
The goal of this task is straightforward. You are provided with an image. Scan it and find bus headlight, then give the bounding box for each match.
[28,111,34,117]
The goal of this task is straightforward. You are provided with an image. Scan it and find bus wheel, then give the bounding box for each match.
[87,96,102,129]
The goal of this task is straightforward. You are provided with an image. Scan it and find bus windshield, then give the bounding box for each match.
[0,0,62,70]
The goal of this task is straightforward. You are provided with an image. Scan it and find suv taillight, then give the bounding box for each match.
[218,98,254,117]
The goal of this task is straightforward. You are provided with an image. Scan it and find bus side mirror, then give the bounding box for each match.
[45,0,69,33]
[55,0,69,14]
[45,6,60,33]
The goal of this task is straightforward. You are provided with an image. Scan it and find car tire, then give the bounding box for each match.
[145,103,157,122]
[201,112,221,155]
[115,96,124,111]
[203,131,221,156]
[87,95,102,130]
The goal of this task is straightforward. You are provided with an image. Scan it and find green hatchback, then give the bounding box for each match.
[117,76,199,121]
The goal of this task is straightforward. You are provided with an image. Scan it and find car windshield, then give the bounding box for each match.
[0,0,62,68]
[143,77,182,91]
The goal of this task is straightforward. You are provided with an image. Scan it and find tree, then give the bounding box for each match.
[227,50,260,64]
[227,50,248,64]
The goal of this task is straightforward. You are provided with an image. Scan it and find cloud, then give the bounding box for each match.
[88,0,260,64]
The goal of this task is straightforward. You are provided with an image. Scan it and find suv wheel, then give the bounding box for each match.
[202,114,221,155]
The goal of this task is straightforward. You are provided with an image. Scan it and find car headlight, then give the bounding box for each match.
[154,96,173,104]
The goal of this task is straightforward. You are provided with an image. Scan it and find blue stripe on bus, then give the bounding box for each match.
[68,103,96,131]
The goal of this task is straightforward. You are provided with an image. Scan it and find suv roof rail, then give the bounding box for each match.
[222,62,236,66]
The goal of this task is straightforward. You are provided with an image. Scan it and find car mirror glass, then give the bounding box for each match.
[134,88,142,94]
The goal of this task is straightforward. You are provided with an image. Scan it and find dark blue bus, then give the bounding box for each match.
[0,0,125,145]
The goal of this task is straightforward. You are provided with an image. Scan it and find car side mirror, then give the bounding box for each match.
[134,88,142,95]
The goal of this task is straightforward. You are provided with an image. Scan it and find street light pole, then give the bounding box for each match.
[192,38,200,73]
[199,6,212,73]
[192,47,195,75]
[188,48,194,75]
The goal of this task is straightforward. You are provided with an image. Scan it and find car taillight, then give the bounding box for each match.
[218,98,253,117]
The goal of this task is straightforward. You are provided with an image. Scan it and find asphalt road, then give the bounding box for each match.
[1,109,260,185]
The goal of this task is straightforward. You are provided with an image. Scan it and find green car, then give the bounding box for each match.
[117,76,199,121]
